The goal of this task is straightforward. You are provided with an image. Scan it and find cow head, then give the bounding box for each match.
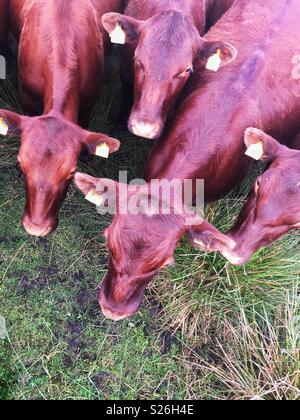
[102,11,237,139]
[0,110,120,237]
[220,128,300,265]
[75,173,236,320]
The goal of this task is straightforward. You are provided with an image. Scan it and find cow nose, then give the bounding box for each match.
[22,217,56,237]
[98,291,132,321]
[221,249,249,266]
[101,305,129,321]
[129,120,161,140]
[23,222,53,237]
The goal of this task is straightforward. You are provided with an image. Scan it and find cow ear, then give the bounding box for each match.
[74,173,118,208]
[244,128,285,161]
[187,220,236,254]
[0,109,24,136]
[200,40,237,67]
[83,132,120,158]
[74,173,98,196]
[102,13,143,42]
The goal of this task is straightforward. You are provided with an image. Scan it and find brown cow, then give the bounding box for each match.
[76,0,300,321]
[102,0,236,139]
[0,0,9,55]
[0,0,123,237]
[217,128,300,265]
[74,173,236,320]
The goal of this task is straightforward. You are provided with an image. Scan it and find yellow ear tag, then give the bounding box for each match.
[245,142,264,161]
[95,142,110,159]
[194,239,205,247]
[206,49,222,72]
[110,24,126,45]
[0,118,8,136]
[85,190,104,206]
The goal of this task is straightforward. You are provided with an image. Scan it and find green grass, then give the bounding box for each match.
[0,47,299,400]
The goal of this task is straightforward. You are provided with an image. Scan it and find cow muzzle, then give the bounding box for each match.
[220,249,249,266]
[98,288,142,321]
[129,120,162,140]
[23,215,57,237]
[100,305,130,321]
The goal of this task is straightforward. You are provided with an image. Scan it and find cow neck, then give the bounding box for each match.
[43,67,79,124]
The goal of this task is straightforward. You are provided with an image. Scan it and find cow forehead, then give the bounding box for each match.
[20,143,78,163]
[19,148,77,179]
[144,11,196,43]
[137,36,195,62]
[22,130,78,148]
[109,213,182,250]
[138,13,198,55]
[22,117,80,146]
[19,126,81,162]
[108,228,163,271]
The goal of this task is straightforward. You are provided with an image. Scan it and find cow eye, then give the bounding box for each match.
[16,157,24,170]
[255,178,261,194]
[177,66,193,79]
[134,58,144,71]
[66,170,76,180]
[16,160,23,176]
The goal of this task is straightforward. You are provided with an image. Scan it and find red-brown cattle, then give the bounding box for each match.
[0,0,9,55]
[217,128,300,265]
[0,0,123,237]
[207,0,237,29]
[76,0,300,320]
[75,173,236,320]
[102,0,236,139]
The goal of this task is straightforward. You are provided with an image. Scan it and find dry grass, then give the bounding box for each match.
[176,287,300,400]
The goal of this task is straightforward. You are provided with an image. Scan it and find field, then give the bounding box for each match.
[0,46,299,400]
